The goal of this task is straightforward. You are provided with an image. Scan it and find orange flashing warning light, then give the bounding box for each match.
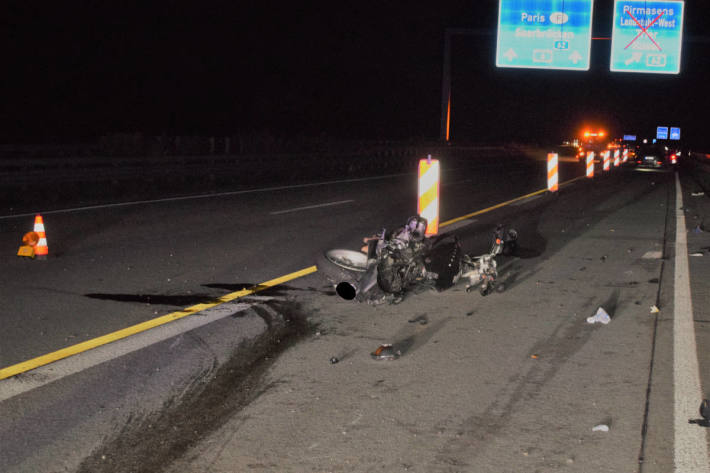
[22,231,39,247]
[17,231,40,258]
[418,157,440,236]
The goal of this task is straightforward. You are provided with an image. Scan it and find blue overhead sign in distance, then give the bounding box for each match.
[623,135,637,141]
[670,127,681,140]
[496,0,594,70]
[610,1,685,74]
[657,127,669,140]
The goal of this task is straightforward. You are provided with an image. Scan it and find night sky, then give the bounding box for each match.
[3,1,709,146]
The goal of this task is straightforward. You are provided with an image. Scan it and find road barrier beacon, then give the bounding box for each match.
[614,149,621,167]
[547,153,559,192]
[586,152,595,178]
[603,151,611,171]
[623,148,629,162]
[418,156,440,236]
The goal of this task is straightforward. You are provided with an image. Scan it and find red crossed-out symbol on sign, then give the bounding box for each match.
[624,11,664,51]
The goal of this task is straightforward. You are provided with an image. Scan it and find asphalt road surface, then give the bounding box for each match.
[1,154,708,472]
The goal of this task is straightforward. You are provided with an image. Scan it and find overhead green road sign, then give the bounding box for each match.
[610,1,685,74]
[496,0,594,71]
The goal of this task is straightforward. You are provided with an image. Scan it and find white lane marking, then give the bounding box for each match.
[0,301,254,402]
[0,173,410,220]
[269,199,354,215]
[673,172,710,472]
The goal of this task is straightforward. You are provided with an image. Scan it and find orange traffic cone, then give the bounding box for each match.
[33,214,48,259]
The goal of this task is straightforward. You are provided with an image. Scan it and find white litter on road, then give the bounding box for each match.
[586,307,611,325]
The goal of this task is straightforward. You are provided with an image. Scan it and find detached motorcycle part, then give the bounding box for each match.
[336,261,379,300]
[315,248,367,288]
[323,249,368,272]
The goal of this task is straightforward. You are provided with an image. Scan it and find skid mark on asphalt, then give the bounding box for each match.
[76,300,313,473]
[431,296,601,470]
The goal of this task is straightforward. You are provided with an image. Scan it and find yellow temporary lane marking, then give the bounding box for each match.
[440,175,585,228]
[0,266,318,381]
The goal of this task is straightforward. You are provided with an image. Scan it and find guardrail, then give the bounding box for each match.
[0,144,515,177]
[0,144,533,215]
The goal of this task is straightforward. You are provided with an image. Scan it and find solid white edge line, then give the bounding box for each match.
[673,172,710,472]
[269,199,354,215]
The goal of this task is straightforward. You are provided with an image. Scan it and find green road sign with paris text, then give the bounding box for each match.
[610,1,684,74]
[496,0,594,71]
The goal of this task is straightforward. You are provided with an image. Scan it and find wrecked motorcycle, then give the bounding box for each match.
[316,216,518,303]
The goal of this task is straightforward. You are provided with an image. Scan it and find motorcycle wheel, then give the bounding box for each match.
[315,249,368,285]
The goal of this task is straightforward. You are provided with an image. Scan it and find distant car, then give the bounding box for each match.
[554,145,579,159]
[635,144,669,169]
